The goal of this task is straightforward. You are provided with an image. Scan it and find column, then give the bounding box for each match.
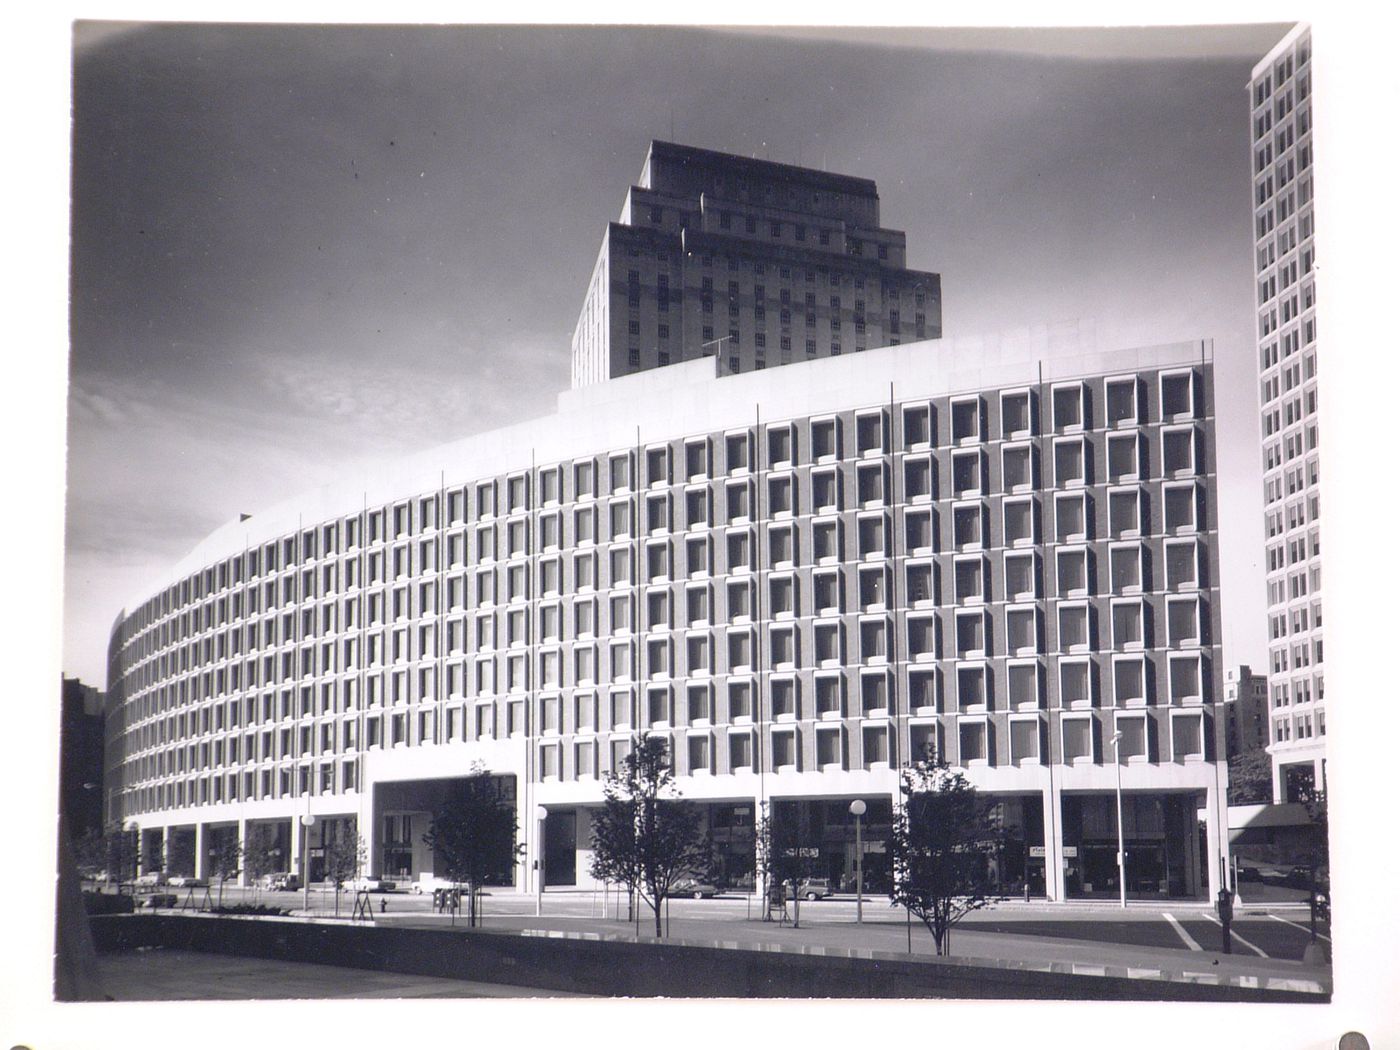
[366,786,382,879]
[236,818,249,887]
[1041,784,1065,902]
[1203,781,1228,900]
[194,823,206,881]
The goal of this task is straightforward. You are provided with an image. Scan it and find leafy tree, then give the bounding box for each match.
[422,768,520,926]
[209,832,242,909]
[887,751,1000,956]
[589,734,705,937]
[104,826,139,883]
[1228,747,1274,805]
[73,827,107,874]
[323,824,366,917]
[140,834,164,877]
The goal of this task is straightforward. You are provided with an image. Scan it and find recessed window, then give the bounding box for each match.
[1109,545,1143,593]
[954,611,984,657]
[1052,385,1084,430]
[1161,371,1195,418]
[1106,378,1139,426]
[1058,604,1089,651]
[903,403,931,447]
[683,441,708,479]
[905,509,934,553]
[957,665,988,709]
[958,719,988,763]
[729,731,754,770]
[1004,552,1037,599]
[1060,660,1092,707]
[1164,483,1198,532]
[857,516,886,557]
[1001,390,1032,437]
[1171,711,1205,760]
[811,470,839,511]
[816,675,843,716]
[904,456,934,501]
[1002,445,1032,491]
[1169,655,1202,703]
[951,398,982,442]
[1055,494,1087,542]
[858,566,888,608]
[728,680,753,721]
[1167,597,1201,645]
[952,451,982,494]
[811,418,838,460]
[1054,439,1085,487]
[1006,608,1038,654]
[1003,499,1034,546]
[1162,427,1197,475]
[1062,717,1093,763]
[953,558,984,603]
[1111,600,1144,649]
[857,463,885,504]
[953,503,984,548]
[1109,489,1143,538]
[1010,718,1040,763]
[861,673,888,713]
[1115,715,1148,760]
[862,725,889,769]
[1165,540,1199,589]
[1107,433,1138,480]
[856,414,885,455]
[725,432,750,473]
[1056,548,1089,595]
[768,426,794,467]
[1114,657,1147,705]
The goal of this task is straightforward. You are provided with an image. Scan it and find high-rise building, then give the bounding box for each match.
[103,331,1231,903]
[570,141,942,388]
[1223,665,1269,756]
[59,676,105,841]
[1249,26,1324,803]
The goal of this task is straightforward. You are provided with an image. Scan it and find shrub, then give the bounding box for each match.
[82,891,135,915]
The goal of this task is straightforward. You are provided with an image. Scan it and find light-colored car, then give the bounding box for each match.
[133,872,168,889]
[348,876,396,893]
[261,872,301,891]
[797,878,833,900]
[410,874,467,895]
[167,876,206,888]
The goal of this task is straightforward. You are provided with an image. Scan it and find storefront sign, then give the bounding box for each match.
[1062,846,1078,858]
[1029,846,1047,857]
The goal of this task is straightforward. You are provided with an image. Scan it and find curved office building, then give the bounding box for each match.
[105,333,1231,903]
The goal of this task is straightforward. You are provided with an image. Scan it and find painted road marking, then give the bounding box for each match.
[1200,912,1268,957]
[1269,912,1331,943]
[1163,912,1202,951]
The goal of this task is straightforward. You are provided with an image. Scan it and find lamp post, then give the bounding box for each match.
[848,799,867,924]
[1110,730,1126,909]
[535,805,548,917]
[300,814,316,914]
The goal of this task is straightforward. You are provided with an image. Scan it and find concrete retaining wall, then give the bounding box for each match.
[87,915,1323,1002]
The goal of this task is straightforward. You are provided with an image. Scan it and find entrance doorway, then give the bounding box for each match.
[543,809,576,886]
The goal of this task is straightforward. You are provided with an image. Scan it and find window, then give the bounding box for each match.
[904,457,933,500]
[772,730,797,770]
[1172,711,1204,760]
[903,403,931,447]
[857,463,884,504]
[856,414,885,455]
[952,451,982,494]
[816,675,843,716]
[728,680,753,721]
[957,665,987,709]
[687,734,711,774]
[951,398,981,442]
[1167,598,1200,645]
[1054,439,1085,487]
[1108,489,1142,537]
[1001,391,1031,437]
[1003,499,1034,546]
[1056,548,1088,595]
[1111,601,1144,649]
[1114,657,1147,705]
[1107,433,1138,480]
[1002,445,1032,491]
[1058,604,1089,651]
[952,504,983,548]
[771,677,797,717]
[1161,372,1195,418]
[1106,378,1138,426]
[1004,552,1037,599]
[862,725,889,769]
[817,727,843,768]
[1109,545,1143,593]
[729,731,753,770]
[861,673,888,713]
[1053,385,1084,430]
[1169,655,1201,703]
[1055,494,1087,542]
[1010,719,1040,763]
[953,558,984,603]
[954,612,984,657]
[1060,660,1092,707]
[1162,428,1196,475]
[725,432,750,473]
[1164,484,1198,532]
[1006,608,1037,654]
[811,418,838,460]
[1062,717,1093,763]
[1165,540,1199,589]
[958,720,988,763]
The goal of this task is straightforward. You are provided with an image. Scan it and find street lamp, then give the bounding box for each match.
[535,805,548,917]
[1110,730,1126,910]
[300,814,316,914]
[848,799,867,924]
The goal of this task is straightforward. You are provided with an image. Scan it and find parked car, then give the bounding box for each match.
[797,878,832,900]
[410,874,467,895]
[673,877,719,899]
[167,875,206,888]
[261,872,301,891]
[348,876,395,893]
[133,872,167,889]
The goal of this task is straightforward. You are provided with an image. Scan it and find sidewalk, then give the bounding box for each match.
[353,895,1330,997]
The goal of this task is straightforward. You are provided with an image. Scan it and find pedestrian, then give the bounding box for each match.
[380,896,387,913]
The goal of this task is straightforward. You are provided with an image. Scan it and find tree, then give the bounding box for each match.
[422,768,520,926]
[209,833,242,909]
[242,825,280,900]
[589,734,706,937]
[73,827,107,874]
[323,824,366,918]
[887,751,1000,956]
[1228,747,1274,805]
[753,802,803,921]
[166,833,195,880]
[140,834,164,877]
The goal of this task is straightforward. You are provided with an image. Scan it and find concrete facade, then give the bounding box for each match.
[1248,26,1326,803]
[570,141,941,388]
[106,333,1230,902]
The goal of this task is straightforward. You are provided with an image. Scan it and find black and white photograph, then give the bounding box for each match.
[5,7,1398,1049]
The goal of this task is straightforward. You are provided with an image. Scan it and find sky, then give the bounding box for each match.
[63,20,1292,686]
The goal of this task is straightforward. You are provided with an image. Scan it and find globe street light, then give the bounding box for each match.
[535,805,548,917]
[848,799,867,924]
[1110,730,1126,909]
[300,813,316,914]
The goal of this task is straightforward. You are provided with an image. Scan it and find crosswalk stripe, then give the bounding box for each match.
[1162,912,1202,951]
